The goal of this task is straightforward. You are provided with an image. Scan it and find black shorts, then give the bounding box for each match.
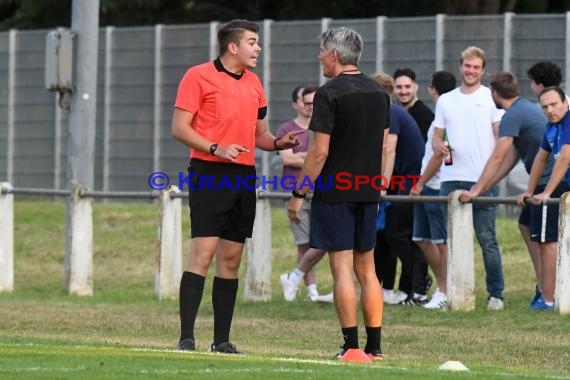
[529,182,570,243]
[310,200,378,252]
[188,159,256,243]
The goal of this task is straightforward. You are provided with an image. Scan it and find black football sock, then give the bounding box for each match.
[364,326,382,352]
[341,326,359,349]
[212,276,239,346]
[179,271,205,342]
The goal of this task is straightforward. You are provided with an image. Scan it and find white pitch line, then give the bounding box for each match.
[0,366,86,373]
[130,347,341,366]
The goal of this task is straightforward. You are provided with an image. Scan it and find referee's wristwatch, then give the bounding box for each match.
[209,143,219,156]
[291,189,306,199]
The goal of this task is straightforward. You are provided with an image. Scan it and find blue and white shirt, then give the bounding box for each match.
[541,112,570,185]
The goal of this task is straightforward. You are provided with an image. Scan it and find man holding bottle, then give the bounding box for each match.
[432,46,506,310]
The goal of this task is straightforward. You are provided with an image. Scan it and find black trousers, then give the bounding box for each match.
[374,184,428,296]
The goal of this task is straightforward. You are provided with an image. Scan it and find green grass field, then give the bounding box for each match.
[1,199,569,379]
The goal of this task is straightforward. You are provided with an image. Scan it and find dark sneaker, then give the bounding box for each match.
[530,297,554,311]
[530,286,542,307]
[176,338,196,351]
[365,348,384,361]
[209,342,240,354]
[424,275,433,295]
[399,294,428,306]
[334,346,349,360]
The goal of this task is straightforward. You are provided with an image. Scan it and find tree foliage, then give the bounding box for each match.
[1,0,570,31]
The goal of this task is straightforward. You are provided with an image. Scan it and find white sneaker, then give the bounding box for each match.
[487,296,504,311]
[313,291,334,303]
[306,289,320,302]
[280,273,299,301]
[423,289,448,310]
[383,289,408,305]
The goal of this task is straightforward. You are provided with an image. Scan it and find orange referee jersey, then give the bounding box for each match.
[174,58,267,166]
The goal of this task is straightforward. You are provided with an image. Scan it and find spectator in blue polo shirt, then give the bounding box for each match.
[518,86,570,311]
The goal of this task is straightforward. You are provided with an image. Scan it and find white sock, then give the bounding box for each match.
[307,283,318,296]
[289,268,305,284]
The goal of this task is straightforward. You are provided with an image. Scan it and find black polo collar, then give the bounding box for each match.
[214,57,244,80]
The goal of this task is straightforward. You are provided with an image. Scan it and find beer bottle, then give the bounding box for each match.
[443,131,453,166]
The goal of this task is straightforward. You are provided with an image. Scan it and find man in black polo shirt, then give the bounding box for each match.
[392,68,434,299]
[393,68,434,142]
[287,27,390,360]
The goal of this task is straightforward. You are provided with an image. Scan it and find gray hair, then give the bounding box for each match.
[321,27,363,66]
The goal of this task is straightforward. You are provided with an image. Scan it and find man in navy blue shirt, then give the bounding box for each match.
[374,73,427,305]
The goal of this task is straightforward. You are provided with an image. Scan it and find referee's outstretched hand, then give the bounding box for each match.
[214,144,250,162]
[278,130,305,150]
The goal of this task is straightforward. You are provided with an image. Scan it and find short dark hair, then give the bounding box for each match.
[217,19,259,56]
[430,71,456,95]
[301,86,317,98]
[539,86,566,103]
[291,86,304,102]
[490,71,519,99]
[393,68,416,82]
[527,61,562,87]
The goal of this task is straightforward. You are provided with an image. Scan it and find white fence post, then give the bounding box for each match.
[0,183,14,293]
[447,190,476,311]
[63,185,93,296]
[556,192,570,314]
[155,186,182,300]
[244,193,272,301]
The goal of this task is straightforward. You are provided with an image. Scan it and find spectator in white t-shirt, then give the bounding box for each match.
[432,46,506,311]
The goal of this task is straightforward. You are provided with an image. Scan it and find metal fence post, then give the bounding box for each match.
[153,24,163,179]
[556,192,570,314]
[0,183,14,293]
[565,12,570,94]
[156,186,182,300]
[447,190,476,311]
[244,192,272,301]
[63,185,93,295]
[319,18,332,86]
[6,30,16,184]
[502,12,513,71]
[435,14,445,71]
[102,26,114,193]
[375,16,386,75]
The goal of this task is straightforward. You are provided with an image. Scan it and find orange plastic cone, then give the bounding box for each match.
[339,348,372,363]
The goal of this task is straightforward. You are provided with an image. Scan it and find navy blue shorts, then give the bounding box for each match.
[518,205,530,227]
[529,182,570,243]
[310,199,377,252]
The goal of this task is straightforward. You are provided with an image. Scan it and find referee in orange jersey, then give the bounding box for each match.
[171,19,302,354]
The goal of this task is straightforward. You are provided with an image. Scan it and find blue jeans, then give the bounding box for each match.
[440,181,504,299]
